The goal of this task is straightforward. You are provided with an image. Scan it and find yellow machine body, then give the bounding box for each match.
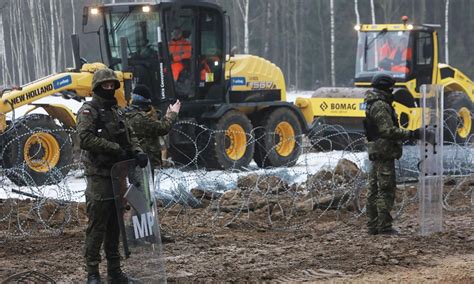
[225,54,287,105]
[297,22,474,133]
[0,63,132,132]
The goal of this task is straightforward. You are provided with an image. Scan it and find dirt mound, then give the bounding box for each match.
[237,174,290,193]
[0,199,86,232]
[306,159,365,191]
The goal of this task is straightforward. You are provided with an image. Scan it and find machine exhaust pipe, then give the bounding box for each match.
[71,34,82,71]
[120,37,132,103]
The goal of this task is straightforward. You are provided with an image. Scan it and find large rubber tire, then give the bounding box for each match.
[168,123,201,168]
[308,123,359,152]
[444,92,473,143]
[254,108,303,168]
[2,114,73,186]
[168,143,199,167]
[201,110,254,170]
[310,133,366,152]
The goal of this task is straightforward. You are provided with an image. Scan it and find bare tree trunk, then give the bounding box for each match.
[420,0,426,24]
[13,1,23,83]
[354,0,360,27]
[50,0,57,73]
[263,1,271,58]
[370,0,376,24]
[330,0,336,87]
[237,0,250,54]
[244,0,249,54]
[297,1,304,89]
[293,1,299,90]
[19,1,31,82]
[284,2,290,87]
[0,13,7,85]
[39,3,49,76]
[316,0,328,85]
[8,4,17,84]
[28,0,41,80]
[445,0,450,64]
[58,0,67,70]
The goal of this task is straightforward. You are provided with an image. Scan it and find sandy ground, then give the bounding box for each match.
[0,181,472,283]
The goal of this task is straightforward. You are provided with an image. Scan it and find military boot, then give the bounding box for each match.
[107,269,136,284]
[86,273,102,284]
[367,228,379,235]
[378,227,400,235]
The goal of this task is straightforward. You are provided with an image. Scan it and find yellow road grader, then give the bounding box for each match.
[0,1,310,186]
[297,18,473,150]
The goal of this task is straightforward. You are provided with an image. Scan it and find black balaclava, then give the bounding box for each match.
[95,86,116,99]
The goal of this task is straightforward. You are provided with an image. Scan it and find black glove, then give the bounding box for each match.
[411,128,437,145]
[135,152,149,168]
[410,129,421,140]
[117,148,130,161]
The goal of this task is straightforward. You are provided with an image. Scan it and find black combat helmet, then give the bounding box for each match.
[371,73,395,91]
[92,68,120,91]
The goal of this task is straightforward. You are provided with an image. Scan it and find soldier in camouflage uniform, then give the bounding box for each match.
[363,73,423,235]
[125,84,181,169]
[77,68,148,284]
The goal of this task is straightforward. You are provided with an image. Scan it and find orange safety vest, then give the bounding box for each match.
[169,38,192,62]
[169,38,192,81]
[380,44,412,61]
[200,61,211,81]
[380,43,412,73]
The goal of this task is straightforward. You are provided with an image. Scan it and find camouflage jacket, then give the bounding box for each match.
[125,105,178,168]
[364,89,411,160]
[77,94,142,176]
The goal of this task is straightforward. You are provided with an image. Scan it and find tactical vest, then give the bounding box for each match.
[364,98,404,161]
[83,99,132,170]
[85,100,131,145]
[363,99,399,142]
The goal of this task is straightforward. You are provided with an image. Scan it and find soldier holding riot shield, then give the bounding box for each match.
[363,73,435,236]
[77,68,148,284]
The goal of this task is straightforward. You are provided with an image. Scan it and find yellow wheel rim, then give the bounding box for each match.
[457,107,472,139]
[225,124,247,160]
[24,132,60,173]
[275,121,296,157]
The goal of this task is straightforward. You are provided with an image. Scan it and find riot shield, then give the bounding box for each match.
[111,159,167,283]
[419,85,444,236]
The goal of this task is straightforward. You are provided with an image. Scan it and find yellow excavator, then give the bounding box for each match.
[0,1,309,186]
[296,17,473,150]
[0,60,130,186]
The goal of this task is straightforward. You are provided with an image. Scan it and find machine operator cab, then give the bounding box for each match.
[83,1,226,106]
[354,17,437,93]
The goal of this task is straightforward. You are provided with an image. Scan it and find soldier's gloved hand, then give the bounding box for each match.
[410,129,421,140]
[135,152,149,168]
[111,143,127,161]
[116,147,129,161]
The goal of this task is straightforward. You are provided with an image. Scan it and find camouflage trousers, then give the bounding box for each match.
[366,159,396,232]
[84,175,121,275]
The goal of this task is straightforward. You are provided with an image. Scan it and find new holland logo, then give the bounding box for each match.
[320,101,329,111]
[53,75,72,90]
